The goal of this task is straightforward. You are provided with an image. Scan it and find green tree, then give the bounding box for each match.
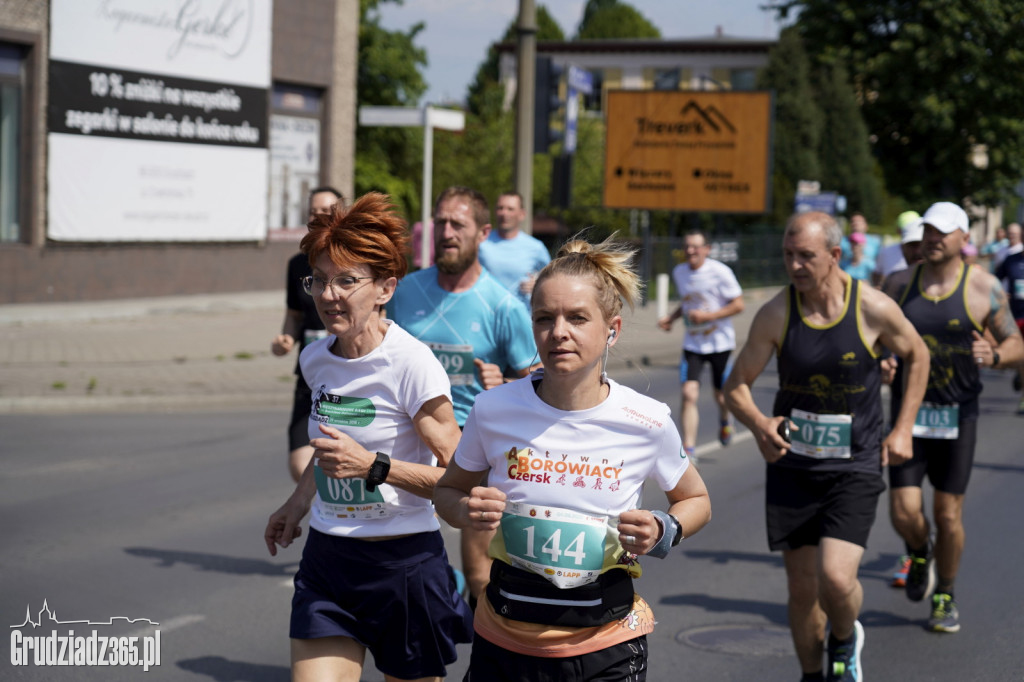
[576,1,660,40]
[355,0,428,218]
[466,5,564,118]
[771,0,1024,206]
[757,26,823,225]
[431,108,516,213]
[814,61,884,222]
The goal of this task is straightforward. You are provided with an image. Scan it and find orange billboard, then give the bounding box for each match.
[603,90,773,213]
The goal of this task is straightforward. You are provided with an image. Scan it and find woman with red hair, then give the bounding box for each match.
[264,192,472,682]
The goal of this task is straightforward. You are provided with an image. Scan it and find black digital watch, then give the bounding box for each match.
[366,451,391,492]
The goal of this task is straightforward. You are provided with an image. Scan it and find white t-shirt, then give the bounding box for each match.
[875,242,907,278]
[300,321,452,537]
[455,373,689,520]
[670,259,743,354]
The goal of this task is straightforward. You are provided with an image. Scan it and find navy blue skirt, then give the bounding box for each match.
[290,528,473,679]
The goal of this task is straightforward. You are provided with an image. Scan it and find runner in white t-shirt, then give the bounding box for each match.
[264,192,472,682]
[658,230,744,460]
[435,236,711,681]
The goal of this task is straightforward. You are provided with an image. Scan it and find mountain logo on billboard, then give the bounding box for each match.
[635,100,737,137]
[679,101,736,134]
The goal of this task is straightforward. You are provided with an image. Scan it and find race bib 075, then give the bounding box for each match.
[788,409,853,459]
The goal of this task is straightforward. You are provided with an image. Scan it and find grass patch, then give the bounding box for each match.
[234,351,254,360]
[51,381,67,390]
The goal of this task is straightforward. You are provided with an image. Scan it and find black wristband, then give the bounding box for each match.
[366,451,391,492]
[992,350,1001,368]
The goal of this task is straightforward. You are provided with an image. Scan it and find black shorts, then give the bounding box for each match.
[290,529,473,679]
[681,349,731,389]
[765,466,886,551]
[288,377,313,452]
[465,633,647,682]
[888,418,977,495]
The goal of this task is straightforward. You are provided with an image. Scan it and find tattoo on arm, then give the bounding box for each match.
[989,282,1018,342]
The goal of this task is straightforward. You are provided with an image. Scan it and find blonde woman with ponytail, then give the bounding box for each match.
[435,235,711,681]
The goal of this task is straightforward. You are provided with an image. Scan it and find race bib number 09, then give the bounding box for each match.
[501,503,607,588]
[789,409,853,459]
[426,342,475,386]
[912,402,959,439]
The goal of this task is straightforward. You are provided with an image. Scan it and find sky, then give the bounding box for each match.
[377,1,789,105]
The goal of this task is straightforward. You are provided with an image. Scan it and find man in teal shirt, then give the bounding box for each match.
[389,185,537,604]
[478,191,551,309]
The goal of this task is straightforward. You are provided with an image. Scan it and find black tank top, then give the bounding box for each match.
[893,263,982,419]
[773,279,883,473]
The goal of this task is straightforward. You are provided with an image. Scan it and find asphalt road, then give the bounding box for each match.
[2,360,1022,681]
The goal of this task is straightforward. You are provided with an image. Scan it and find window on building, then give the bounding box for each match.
[268,83,325,231]
[0,43,24,243]
[583,69,604,112]
[653,68,681,91]
[730,68,758,91]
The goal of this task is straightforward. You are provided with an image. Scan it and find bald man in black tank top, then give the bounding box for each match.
[882,202,1024,634]
[725,212,930,682]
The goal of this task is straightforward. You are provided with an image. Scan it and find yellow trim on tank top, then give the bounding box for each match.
[854,282,880,358]
[777,287,793,356]
[962,264,984,332]
[917,261,963,303]
[796,274,852,331]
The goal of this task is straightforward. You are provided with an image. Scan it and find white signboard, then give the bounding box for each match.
[49,0,271,88]
[47,0,271,242]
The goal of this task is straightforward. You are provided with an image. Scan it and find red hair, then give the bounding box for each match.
[301,192,409,280]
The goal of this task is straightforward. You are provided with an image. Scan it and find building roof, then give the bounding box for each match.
[495,36,776,56]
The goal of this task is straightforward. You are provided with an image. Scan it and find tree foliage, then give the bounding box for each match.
[757,27,823,225]
[771,0,1024,207]
[466,6,564,118]
[355,0,428,218]
[814,61,884,222]
[576,0,660,40]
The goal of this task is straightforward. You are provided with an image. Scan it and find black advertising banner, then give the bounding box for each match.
[48,60,267,149]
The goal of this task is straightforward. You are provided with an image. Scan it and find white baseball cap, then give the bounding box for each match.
[921,202,969,234]
[901,219,924,244]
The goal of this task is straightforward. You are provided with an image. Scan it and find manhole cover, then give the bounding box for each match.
[676,624,793,656]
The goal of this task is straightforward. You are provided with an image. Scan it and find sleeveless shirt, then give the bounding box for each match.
[893,262,982,420]
[773,278,883,473]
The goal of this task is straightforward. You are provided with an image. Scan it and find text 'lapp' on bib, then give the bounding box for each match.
[912,402,959,439]
[788,408,853,459]
[426,342,475,386]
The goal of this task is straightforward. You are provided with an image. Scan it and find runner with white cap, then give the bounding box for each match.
[881,201,1024,633]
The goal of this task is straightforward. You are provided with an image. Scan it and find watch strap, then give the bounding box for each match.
[648,509,681,559]
[366,451,391,492]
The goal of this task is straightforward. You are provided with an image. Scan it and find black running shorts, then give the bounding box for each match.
[766,466,886,551]
[888,418,977,495]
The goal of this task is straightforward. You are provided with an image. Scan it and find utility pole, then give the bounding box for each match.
[514,0,537,233]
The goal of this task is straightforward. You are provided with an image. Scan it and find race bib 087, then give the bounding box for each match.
[313,466,389,520]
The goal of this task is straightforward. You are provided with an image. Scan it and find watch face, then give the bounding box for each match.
[368,452,391,487]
